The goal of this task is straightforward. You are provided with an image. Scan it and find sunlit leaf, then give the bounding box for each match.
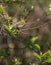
[30,36,39,43]
[0,5,3,12]
[3,24,9,30]
[43,50,51,56]
[49,4,51,7]
[9,24,14,30]
[8,16,13,21]
[46,58,51,63]
[34,44,41,50]
[33,52,41,60]
[49,8,51,11]
[48,3,51,12]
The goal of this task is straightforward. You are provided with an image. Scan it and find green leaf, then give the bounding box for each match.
[49,4,51,8]
[5,0,9,2]
[34,44,41,50]
[0,5,3,12]
[33,52,41,60]
[3,24,9,30]
[8,16,13,21]
[43,50,51,56]
[30,36,39,43]
[46,58,51,63]
[9,24,14,30]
